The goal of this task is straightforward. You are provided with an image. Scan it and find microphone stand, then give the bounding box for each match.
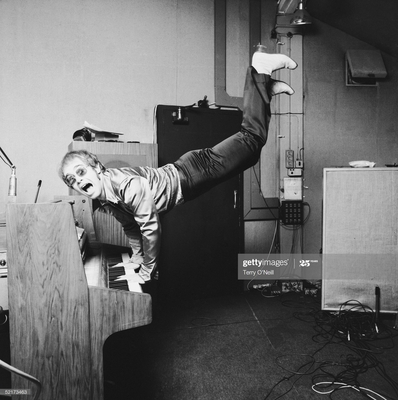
[0,147,17,200]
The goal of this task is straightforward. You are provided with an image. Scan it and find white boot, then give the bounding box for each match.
[269,79,295,96]
[252,52,298,75]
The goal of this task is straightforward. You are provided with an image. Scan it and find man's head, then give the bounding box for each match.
[59,150,106,200]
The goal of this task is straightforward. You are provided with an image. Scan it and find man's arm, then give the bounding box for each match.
[120,176,161,282]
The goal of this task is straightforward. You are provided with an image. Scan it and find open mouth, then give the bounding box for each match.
[81,183,93,193]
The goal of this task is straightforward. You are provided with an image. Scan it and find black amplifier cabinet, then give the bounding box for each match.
[156,105,244,301]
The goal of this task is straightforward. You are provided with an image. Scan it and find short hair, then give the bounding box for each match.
[58,150,105,186]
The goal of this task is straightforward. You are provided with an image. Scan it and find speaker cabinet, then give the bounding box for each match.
[322,168,398,313]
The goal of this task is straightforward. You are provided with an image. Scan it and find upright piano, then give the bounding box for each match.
[6,199,152,400]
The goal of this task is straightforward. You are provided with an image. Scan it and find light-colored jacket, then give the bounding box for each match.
[97,163,183,281]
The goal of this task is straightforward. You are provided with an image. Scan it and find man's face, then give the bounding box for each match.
[63,158,104,200]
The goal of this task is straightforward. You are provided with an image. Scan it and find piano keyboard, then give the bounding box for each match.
[108,266,129,290]
[107,253,142,293]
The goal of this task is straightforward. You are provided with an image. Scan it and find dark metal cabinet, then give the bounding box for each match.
[156,105,243,300]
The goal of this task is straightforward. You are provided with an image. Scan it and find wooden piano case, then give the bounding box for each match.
[6,202,152,399]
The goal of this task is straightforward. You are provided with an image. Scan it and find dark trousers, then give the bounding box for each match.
[174,67,271,201]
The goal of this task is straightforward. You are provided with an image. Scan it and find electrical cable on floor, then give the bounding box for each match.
[0,358,42,400]
[262,297,398,400]
[312,381,389,399]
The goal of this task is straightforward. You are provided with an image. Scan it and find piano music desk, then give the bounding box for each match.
[6,202,152,400]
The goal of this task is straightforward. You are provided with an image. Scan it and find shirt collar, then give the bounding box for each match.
[100,170,120,204]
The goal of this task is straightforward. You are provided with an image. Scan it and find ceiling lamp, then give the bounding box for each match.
[290,0,312,25]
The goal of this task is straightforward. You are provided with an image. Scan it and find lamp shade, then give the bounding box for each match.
[290,1,312,25]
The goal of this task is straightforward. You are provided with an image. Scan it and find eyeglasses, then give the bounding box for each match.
[64,166,87,187]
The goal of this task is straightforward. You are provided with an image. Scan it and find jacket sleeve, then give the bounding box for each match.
[119,176,161,281]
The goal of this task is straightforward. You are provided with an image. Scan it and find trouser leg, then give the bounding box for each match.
[241,67,271,146]
[174,66,271,201]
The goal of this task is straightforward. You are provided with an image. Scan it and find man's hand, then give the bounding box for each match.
[109,254,146,286]
[129,254,144,264]
[115,271,145,284]
[111,261,141,271]
[111,252,143,272]
[110,262,144,283]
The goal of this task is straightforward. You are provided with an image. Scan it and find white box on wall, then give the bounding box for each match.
[284,177,303,200]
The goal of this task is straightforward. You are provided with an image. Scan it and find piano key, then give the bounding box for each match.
[121,253,130,263]
[105,252,143,292]
[114,272,144,283]
[109,279,129,291]
[108,267,125,280]
[107,255,122,267]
